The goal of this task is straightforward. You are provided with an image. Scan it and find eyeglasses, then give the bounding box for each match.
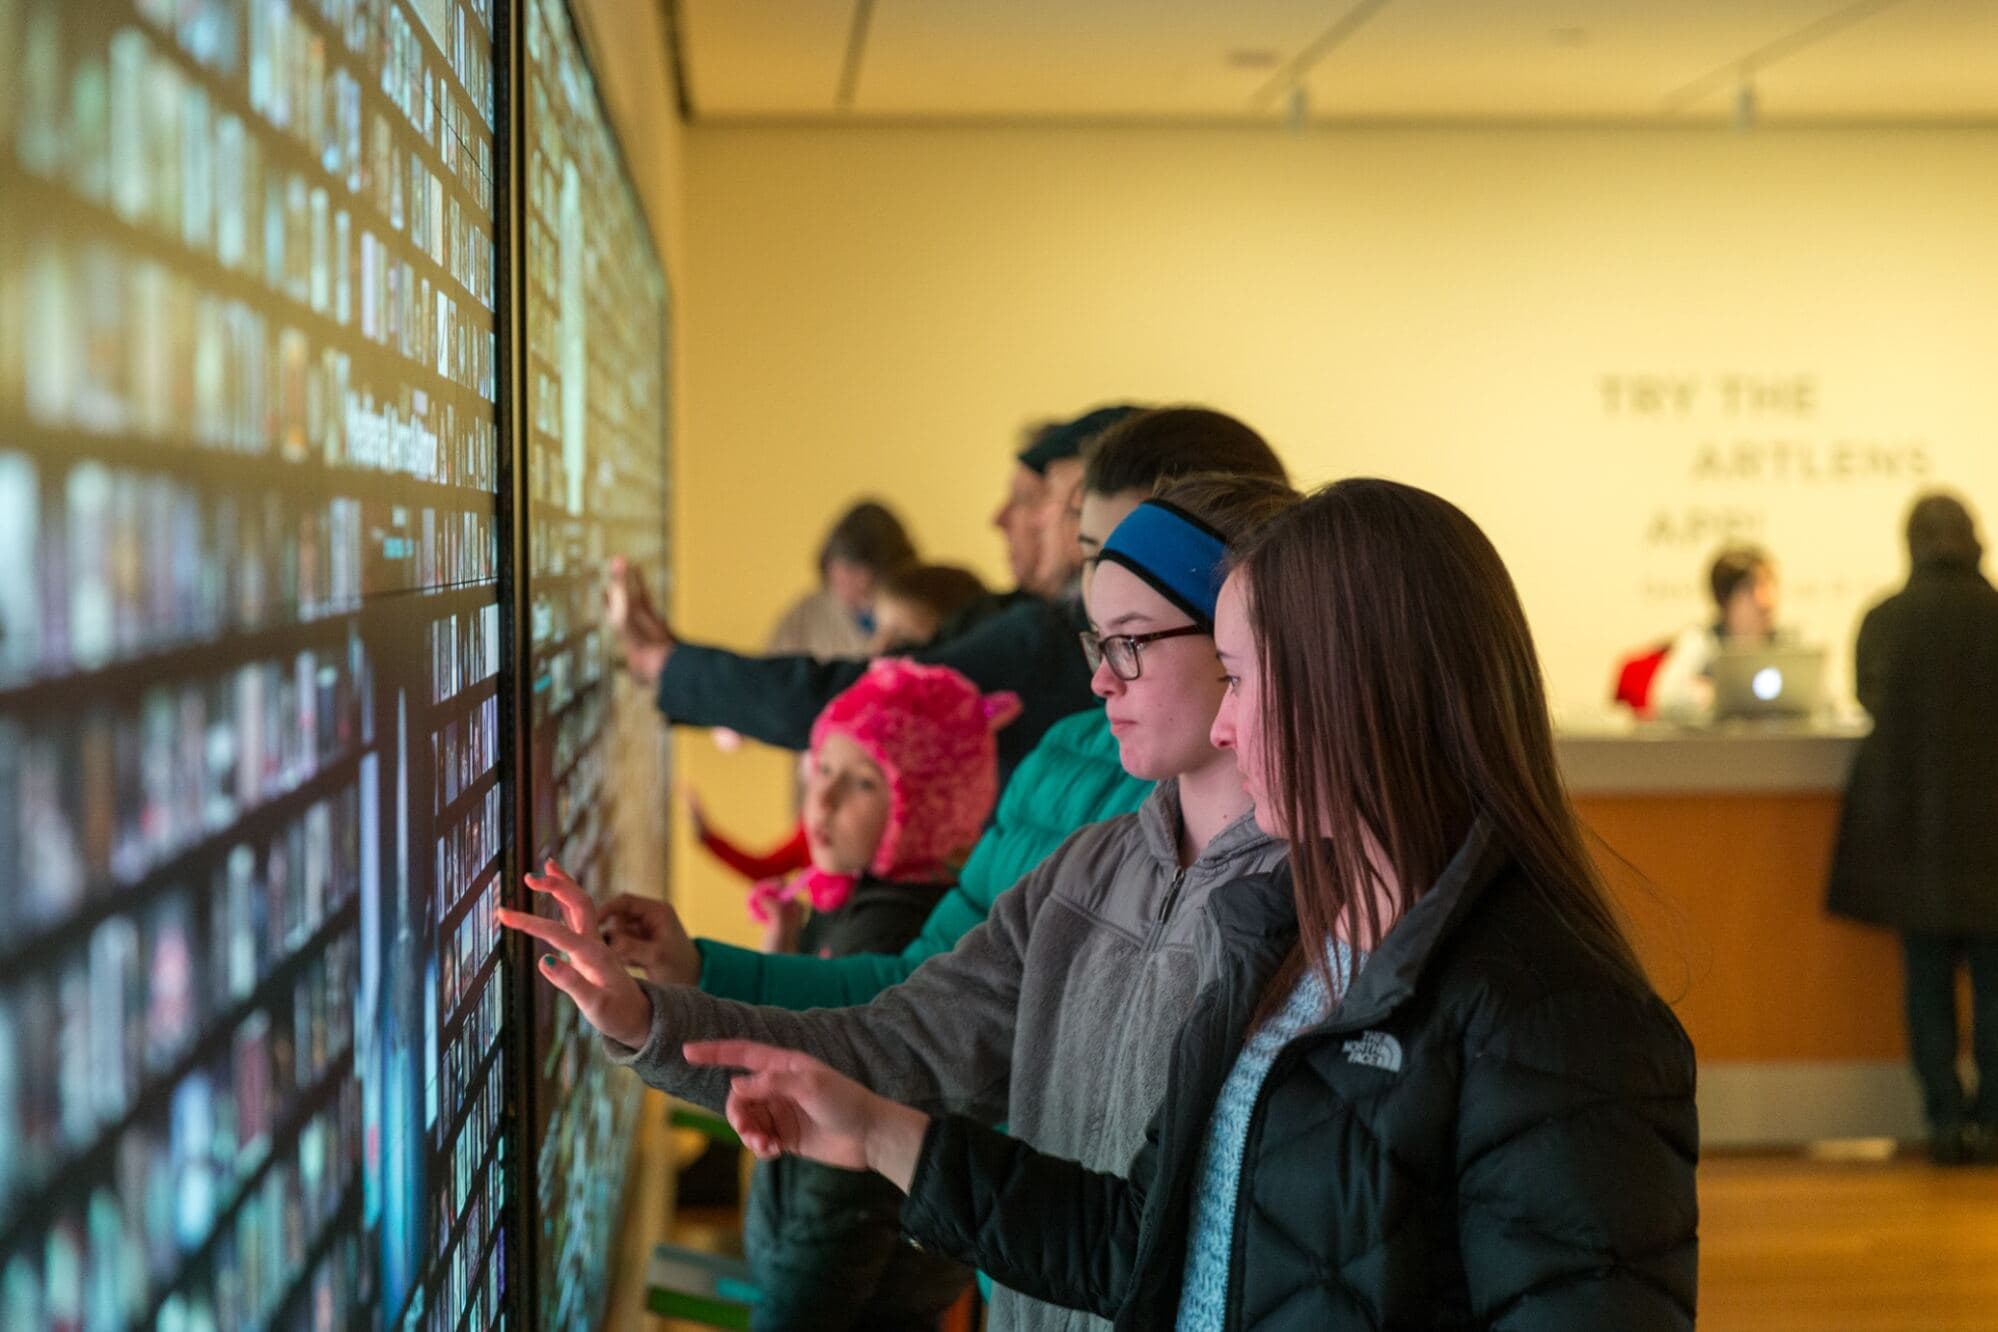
[1078,624,1209,681]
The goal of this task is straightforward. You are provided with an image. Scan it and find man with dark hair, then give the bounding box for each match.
[612,404,1140,784]
[1829,491,1998,1165]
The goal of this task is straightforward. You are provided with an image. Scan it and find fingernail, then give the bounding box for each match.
[541,953,559,968]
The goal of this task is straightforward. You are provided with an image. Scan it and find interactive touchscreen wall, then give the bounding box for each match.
[0,0,669,1328]
[519,0,668,1327]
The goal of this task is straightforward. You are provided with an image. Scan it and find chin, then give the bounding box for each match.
[1114,742,1172,784]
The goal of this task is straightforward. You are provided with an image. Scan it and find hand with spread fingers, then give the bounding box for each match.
[682,1040,933,1190]
[497,859,653,1050]
[604,556,675,685]
[599,891,702,987]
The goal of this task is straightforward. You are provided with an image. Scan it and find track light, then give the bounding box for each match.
[1733,78,1758,133]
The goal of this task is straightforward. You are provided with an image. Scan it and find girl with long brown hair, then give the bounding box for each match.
[681,478,1699,1331]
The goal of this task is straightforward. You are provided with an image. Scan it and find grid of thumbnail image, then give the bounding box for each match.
[0,2,512,1330]
[520,0,672,1326]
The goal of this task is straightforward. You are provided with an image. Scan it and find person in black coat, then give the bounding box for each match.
[685,479,1700,1331]
[1827,492,1998,1165]
[600,407,1139,789]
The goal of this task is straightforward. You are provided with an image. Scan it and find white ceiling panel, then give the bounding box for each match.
[1298,0,1884,120]
[675,0,1998,123]
[1692,0,1998,121]
[851,0,1334,116]
[679,0,856,114]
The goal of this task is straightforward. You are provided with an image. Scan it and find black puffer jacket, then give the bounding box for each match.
[901,821,1699,1330]
[744,877,973,1330]
[1827,561,1998,937]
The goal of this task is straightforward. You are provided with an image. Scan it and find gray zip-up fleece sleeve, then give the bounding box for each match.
[601,837,1069,1122]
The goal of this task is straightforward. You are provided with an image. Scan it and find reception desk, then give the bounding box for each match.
[1556,718,1918,1147]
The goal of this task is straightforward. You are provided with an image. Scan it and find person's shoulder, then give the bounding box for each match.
[1034,707,1123,762]
[1001,710,1147,811]
[1440,866,1685,1047]
[1666,621,1713,654]
[1013,806,1149,886]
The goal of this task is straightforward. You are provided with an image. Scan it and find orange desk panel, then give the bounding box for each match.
[1576,793,1904,1064]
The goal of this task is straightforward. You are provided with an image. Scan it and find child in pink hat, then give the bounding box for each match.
[742,658,1018,1330]
[745,658,1019,950]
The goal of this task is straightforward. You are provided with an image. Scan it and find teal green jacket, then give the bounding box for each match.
[694,707,1151,1009]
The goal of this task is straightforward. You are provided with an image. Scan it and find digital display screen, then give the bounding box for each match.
[0,1,517,1329]
[520,0,671,1326]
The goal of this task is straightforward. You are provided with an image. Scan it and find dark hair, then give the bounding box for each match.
[1021,404,1146,474]
[1083,407,1288,498]
[818,500,917,578]
[1232,479,1650,1010]
[1151,472,1300,546]
[878,563,990,624]
[1906,491,1983,570]
[1707,544,1771,610]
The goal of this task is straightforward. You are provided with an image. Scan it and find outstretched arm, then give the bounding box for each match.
[511,838,1077,1125]
[686,1040,1155,1321]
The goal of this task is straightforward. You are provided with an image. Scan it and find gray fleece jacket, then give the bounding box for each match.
[606,781,1286,1332]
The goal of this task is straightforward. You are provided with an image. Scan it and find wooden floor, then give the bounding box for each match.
[611,1146,1998,1330]
[1700,1152,1998,1330]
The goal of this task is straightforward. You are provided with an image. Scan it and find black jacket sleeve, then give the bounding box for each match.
[899,1113,1160,1321]
[657,645,869,751]
[655,598,1095,771]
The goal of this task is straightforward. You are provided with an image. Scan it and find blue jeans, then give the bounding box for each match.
[1900,932,1998,1131]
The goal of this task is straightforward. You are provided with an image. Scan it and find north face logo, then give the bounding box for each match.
[1342,1030,1403,1073]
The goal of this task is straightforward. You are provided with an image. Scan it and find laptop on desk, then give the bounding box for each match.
[1712,644,1827,720]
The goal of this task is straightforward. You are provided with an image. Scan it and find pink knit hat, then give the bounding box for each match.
[756,660,1020,920]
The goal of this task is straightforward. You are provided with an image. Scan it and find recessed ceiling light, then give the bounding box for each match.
[1226,48,1282,70]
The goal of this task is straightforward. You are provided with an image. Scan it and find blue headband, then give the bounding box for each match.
[1096,500,1228,628]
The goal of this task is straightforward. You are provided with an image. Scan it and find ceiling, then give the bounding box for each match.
[673,0,1998,125]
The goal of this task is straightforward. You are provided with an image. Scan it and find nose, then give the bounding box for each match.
[991,499,1011,532]
[1089,655,1124,700]
[1209,696,1236,752]
[804,777,836,821]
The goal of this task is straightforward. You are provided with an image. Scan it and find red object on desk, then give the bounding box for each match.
[1612,641,1671,716]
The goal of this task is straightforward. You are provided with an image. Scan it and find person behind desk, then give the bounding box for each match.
[1827,493,1998,1166]
[1649,542,1780,720]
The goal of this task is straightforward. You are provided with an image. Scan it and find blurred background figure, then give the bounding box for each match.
[684,560,997,895]
[1630,542,1782,719]
[867,563,992,655]
[1827,492,1998,1166]
[766,499,918,660]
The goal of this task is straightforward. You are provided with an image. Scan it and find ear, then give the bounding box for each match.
[981,691,1024,733]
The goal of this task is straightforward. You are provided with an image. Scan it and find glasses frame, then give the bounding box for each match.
[1079,623,1209,681]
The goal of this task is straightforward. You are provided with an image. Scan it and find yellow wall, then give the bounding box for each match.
[572,1,686,279]
[566,2,718,934]
[672,123,1998,943]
